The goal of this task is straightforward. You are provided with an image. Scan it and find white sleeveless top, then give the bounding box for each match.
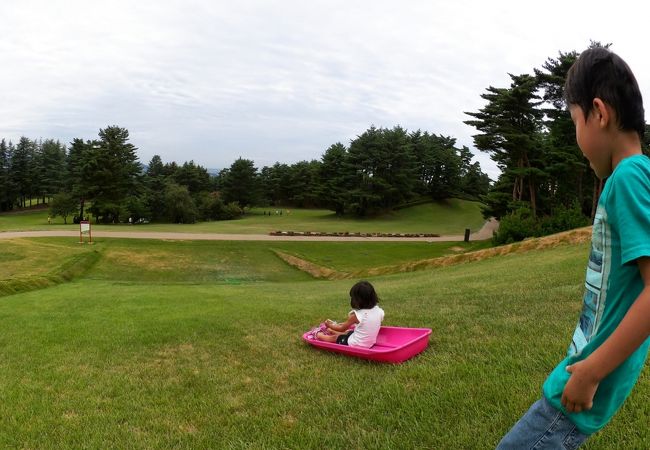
[347,305,384,348]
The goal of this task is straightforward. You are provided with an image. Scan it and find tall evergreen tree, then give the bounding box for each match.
[286,160,321,208]
[535,50,594,215]
[143,155,167,221]
[259,163,292,206]
[220,158,259,207]
[83,126,141,222]
[345,126,417,215]
[66,138,93,219]
[345,126,386,216]
[381,126,418,206]
[410,131,467,200]
[465,74,544,217]
[30,139,45,204]
[174,160,211,194]
[146,155,164,178]
[10,137,34,208]
[40,139,67,200]
[0,139,11,211]
[462,161,491,199]
[318,143,348,215]
[427,135,463,200]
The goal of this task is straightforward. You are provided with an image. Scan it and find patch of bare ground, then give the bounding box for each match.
[272,250,349,279]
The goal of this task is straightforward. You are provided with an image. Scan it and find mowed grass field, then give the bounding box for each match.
[0,236,648,449]
[0,199,486,235]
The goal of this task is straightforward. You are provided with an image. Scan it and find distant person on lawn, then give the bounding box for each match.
[497,47,650,449]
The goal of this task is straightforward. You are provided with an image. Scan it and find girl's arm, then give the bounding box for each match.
[326,313,359,332]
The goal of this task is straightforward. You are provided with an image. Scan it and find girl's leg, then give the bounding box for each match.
[315,331,339,343]
[327,329,347,337]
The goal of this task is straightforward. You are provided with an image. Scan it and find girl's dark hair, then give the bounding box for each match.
[564,47,645,139]
[349,281,379,309]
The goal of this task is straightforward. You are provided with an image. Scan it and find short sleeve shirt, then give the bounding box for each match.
[543,155,650,434]
[347,305,384,348]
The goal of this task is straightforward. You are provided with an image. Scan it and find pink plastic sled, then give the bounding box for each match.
[302,326,432,364]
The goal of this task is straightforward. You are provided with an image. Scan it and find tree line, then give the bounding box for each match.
[220,126,490,216]
[465,41,650,243]
[0,125,490,223]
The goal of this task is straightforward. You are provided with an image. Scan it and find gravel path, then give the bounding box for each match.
[0,219,498,242]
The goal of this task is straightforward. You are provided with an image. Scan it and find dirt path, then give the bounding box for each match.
[0,219,498,242]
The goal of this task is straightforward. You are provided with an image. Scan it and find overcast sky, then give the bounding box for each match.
[1,0,649,179]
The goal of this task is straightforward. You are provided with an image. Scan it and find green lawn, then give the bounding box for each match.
[1,238,491,289]
[0,237,647,449]
[0,200,486,235]
[271,240,492,273]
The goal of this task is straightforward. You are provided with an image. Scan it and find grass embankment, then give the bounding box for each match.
[1,238,486,289]
[274,227,592,279]
[0,199,486,235]
[0,235,648,449]
[0,239,100,297]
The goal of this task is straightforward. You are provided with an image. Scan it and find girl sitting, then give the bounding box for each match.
[313,281,384,348]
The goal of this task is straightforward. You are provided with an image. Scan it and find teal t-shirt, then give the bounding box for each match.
[543,154,650,435]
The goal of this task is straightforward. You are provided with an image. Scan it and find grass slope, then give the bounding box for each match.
[0,238,647,449]
[1,238,490,289]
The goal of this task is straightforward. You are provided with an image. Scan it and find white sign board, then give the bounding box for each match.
[80,221,90,234]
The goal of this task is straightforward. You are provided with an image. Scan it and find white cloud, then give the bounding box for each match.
[1,0,649,182]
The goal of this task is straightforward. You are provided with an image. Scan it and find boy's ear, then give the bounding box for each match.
[592,98,611,128]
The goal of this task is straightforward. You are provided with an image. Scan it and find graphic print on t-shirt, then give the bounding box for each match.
[569,208,610,357]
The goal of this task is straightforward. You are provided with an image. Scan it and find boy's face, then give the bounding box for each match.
[569,103,613,179]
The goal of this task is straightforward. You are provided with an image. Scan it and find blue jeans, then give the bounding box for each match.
[496,397,589,450]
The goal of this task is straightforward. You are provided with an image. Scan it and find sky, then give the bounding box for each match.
[1,0,649,180]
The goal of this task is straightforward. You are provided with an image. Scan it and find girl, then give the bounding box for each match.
[312,281,384,348]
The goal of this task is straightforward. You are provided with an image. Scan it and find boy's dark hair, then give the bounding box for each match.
[564,47,645,139]
[349,281,379,310]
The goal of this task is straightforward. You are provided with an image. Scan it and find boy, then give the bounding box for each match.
[497,47,650,449]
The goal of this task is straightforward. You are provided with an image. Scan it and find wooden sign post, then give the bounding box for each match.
[80,220,92,244]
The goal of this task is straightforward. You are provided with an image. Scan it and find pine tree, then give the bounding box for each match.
[0,139,11,211]
[286,160,321,208]
[66,138,92,219]
[535,51,594,215]
[220,158,259,207]
[83,126,141,222]
[318,143,348,215]
[143,155,167,221]
[345,126,417,215]
[10,137,34,208]
[465,74,544,217]
[40,139,67,200]
[174,160,211,194]
[146,155,164,178]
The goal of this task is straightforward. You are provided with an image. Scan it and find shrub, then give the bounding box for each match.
[163,182,198,223]
[222,202,243,220]
[49,192,78,224]
[493,203,590,245]
[539,203,590,235]
[492,207,540,245]
[197,193,242,221]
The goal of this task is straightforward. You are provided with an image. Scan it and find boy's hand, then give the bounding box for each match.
[561,359,601,413]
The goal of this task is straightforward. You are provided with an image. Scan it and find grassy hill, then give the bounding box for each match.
[0,199,486,235]
[0,235,647,449]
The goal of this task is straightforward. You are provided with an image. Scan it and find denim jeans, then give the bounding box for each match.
[496,397,589,450]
